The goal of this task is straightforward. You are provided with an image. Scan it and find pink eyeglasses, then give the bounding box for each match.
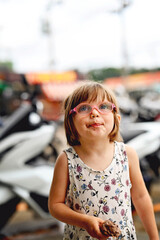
[69,101,116,116]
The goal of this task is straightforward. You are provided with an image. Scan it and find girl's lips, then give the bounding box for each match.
[88,123,103,128]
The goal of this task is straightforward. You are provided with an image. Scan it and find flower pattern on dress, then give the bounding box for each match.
[64,142,137,240]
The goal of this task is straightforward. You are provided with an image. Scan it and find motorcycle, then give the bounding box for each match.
[128,87,160,122]
[0,81,61,233]
[121,121,160,191]
[114,85,139,123]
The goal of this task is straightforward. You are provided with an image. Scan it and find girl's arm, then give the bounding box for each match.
[48,152,106,239]
[126,145,159,240]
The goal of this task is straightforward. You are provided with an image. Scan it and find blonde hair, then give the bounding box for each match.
[64,81,123,146]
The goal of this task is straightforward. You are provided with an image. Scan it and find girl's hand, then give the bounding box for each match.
[84,216,107,240]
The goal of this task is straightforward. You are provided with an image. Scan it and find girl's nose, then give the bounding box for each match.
[90,108,100,118]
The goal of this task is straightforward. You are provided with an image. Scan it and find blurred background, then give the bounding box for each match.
[0,0,160,239]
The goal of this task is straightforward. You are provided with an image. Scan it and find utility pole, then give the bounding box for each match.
[119,0,132,79]
[41,0,62,71]
[111,0,133,85]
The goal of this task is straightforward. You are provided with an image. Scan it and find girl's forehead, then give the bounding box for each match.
[85,92,109,103]
[87,96,108,103]
[72,86,112,106]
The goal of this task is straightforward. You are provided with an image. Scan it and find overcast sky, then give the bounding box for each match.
[0,0,160,73]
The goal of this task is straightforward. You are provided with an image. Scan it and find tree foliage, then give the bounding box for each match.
[87,67,160,82]
[0,61,13,72]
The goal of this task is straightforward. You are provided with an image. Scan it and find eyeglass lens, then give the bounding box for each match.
[77,102,113,114]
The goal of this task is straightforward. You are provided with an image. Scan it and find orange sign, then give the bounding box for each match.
[25,71,77,84]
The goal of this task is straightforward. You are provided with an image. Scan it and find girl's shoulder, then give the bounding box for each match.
[63,146,79,159]
[114,140,125,152]
[55,151,68,170]
[124,144,139,167]
[115,141,138,156]
[115,141,139,164]
[124,144,138,157]
[64,146,74,154]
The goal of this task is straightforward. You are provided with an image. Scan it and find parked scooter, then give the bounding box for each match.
[114,85,139,123]
[128,87,160,122]
[138,91,160,122]
[121,121,160,191]
[0,80,61,231]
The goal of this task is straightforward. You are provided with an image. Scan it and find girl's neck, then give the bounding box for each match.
[74,138,112,156]
[74,139,115,171]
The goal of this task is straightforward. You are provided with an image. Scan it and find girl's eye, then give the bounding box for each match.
[78,104,90,113]
[99,103,109,110]
[99,103,108,109]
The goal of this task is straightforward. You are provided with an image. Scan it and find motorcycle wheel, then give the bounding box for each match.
[0,197,21,230]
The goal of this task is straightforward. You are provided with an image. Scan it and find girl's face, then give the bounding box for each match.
[72,99,116,143]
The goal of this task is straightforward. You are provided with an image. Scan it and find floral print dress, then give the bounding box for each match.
[63,141,137,240]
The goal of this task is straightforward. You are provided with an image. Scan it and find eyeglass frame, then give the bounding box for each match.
[69,101,116,116]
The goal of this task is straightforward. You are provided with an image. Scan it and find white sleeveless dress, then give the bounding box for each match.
[63,141,137,240]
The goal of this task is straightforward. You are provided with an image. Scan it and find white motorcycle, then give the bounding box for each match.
[0,90,60,232]
[121,121,160,190]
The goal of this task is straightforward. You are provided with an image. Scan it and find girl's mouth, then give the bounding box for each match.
[88,123,103,128]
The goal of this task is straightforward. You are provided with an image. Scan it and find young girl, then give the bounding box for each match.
[48,81,159,240]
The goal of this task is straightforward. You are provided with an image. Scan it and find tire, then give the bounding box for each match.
[0,197,21,230]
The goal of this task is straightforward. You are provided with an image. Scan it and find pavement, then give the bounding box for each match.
[1,200,160,240]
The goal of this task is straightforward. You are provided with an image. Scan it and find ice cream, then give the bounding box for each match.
[100,219,121,238]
